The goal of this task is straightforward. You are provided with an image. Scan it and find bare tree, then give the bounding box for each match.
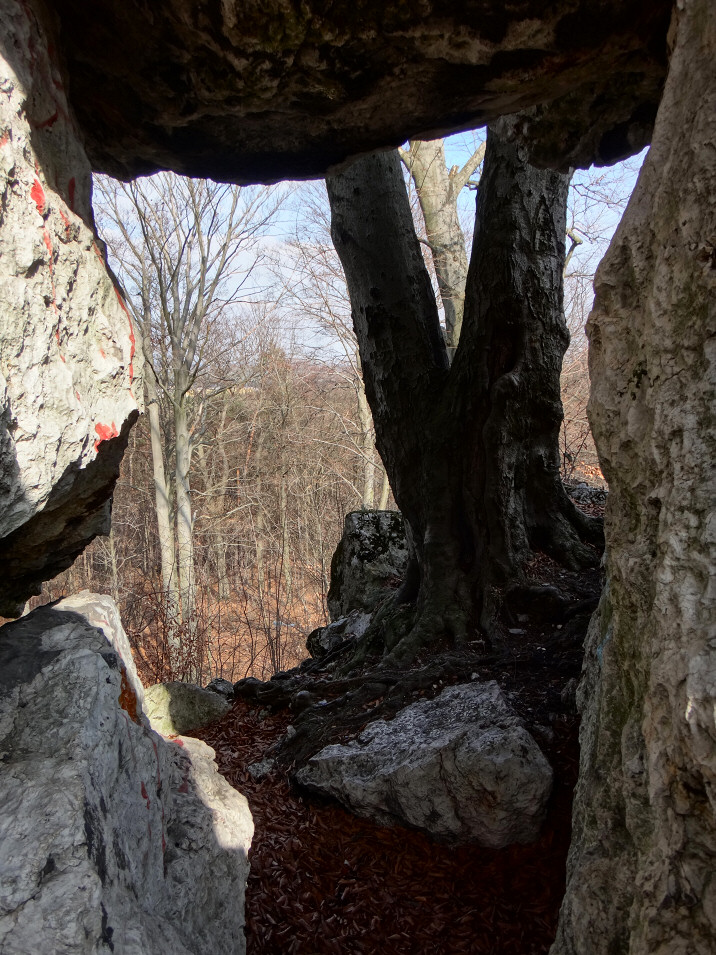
[96,173,285,643]
[279,182,385,510]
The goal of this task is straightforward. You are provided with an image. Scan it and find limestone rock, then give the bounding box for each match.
[306,610,372,659]
[296,681,553,847]
[564,481,607,508]
[144,681,231,737]
[552,1,716,952]
[0,0,142,616]
[205,676,236,700]
[48,0,670,181]
[327,510,409,621]
[0,594,253,955]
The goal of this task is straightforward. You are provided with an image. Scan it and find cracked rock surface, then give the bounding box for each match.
[296,680,553,848]
[552,1,716,951]
[327,510,409,621]
[0,0,141,615]
[0,592,253,955]
[50,0,671,181]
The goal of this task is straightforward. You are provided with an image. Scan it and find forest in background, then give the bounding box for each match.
[33,132,640,686]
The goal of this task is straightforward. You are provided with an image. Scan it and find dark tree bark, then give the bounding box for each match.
[327,122,602,662]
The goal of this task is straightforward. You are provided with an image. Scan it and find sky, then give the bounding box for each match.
[95,128,648,365]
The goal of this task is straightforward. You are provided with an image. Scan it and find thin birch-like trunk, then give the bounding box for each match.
[378,468,391,510]
[356,375,375,508]
[174,374,196,629]
[144,333,180,629]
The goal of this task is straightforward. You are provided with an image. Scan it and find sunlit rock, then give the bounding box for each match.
[297,681,553,847]
[0,593,253,955]
[552,1,716,950]
[0,1,141,615]
[145,681,232,737]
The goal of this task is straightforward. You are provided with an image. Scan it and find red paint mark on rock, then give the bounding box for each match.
[42,228,52,257]
[0,130,9,148]
[68,177,76,211]
[35,110,58,129]
[94,421,119,452]
[99,347,106,359]
[31,178,46,216]
[141,781,151,810]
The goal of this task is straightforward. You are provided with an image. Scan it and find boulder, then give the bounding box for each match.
[205,677,236,700]
[296,681,553,848]
[0,593,253,955]
[552,2,716,952]
[144,681,231,737]
[306,609,372,659]
[327,510,409,621]
[0,0,141,616]
[49,0,671,181]
[564,481,608,507]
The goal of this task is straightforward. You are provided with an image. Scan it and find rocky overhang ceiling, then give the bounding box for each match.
[48,0,672,183]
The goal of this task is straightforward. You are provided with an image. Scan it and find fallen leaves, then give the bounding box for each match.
[198,700,579,955]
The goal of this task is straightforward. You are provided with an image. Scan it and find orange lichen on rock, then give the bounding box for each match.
[118,665,142,724]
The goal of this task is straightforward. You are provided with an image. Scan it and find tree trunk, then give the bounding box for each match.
[401,138,474,348]
[174,370,196,629]
[356,370,376,509]
[108,523,119,605]
[144,332,179,627]
[327,122,602,661]
[279,474,293,608]
[195,438,231,602]
[378,468,391,510]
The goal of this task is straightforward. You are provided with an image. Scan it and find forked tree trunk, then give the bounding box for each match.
[400,138,484,348]
[327,122,602,661]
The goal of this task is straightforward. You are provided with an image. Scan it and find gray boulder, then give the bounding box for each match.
[205,677,235,700]
[0,593,253,955]
[0,3,142,616]
[564,481,607,507]
[306,610,372,659]
[327,510,409,621]
[296,681,552,847]
[144,681,231,737]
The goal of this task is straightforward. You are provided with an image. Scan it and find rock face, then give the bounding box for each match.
[49,0,671,182]
[552,2,716,953]
[144,681,232,737]
[327,510,409,621]
[0,593,253,955]
[296,681,553,848]
[0,0,141,616]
